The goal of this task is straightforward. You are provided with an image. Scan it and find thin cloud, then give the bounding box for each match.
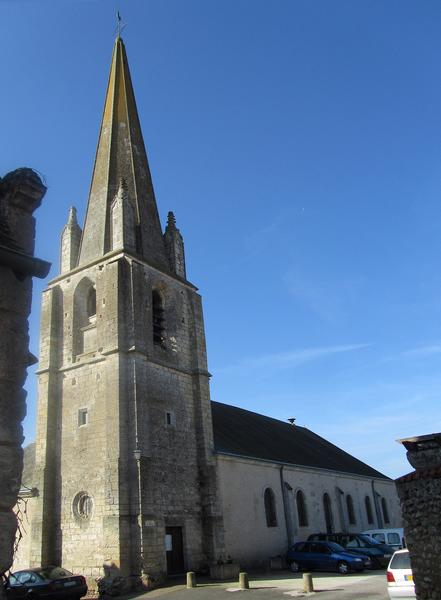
[402,344,441,358]
[323,413,416,437]
[283,270,365,324]
[217,216,283,273]
[215,343,369,374]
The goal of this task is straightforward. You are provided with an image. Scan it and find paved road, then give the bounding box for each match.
[137,571,389,600]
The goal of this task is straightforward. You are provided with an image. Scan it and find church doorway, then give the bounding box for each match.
[165,526,185,575]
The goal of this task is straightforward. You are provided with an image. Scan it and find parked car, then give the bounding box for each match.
[362,528,405,550]
[4,566,87,600]
[286,540,371,574]
[307,533,394,568]
[386,549,415,599]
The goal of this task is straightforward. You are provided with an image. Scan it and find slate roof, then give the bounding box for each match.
[211,401,389,480]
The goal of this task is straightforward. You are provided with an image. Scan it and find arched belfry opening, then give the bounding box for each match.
[87,286,96,319]
[152,289,165,346]
[73,277,97,357]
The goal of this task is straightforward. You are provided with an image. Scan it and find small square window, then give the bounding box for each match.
[78,408,88,427]
[165,411,175,426]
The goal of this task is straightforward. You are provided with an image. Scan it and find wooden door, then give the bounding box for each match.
[165,526,184,575]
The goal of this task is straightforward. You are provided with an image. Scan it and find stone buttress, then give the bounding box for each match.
[31,35,224,586]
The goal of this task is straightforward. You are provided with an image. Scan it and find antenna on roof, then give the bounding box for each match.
[287,417,296,425]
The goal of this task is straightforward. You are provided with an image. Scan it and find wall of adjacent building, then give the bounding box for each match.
[0,169,47,592]
[217,454,401,567]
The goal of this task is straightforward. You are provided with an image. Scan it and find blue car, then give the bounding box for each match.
[286,540,371,574]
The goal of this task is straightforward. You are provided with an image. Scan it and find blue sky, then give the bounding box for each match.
[3,0,441,479]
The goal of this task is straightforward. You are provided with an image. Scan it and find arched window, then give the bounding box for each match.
[296,490,308,527]
[365,496,374,525]
[87,286,96,319]
[381,497,390,524]
[73,278,97,357]
[152,290,165,345]
[264,488,277,527]
[323,493,333,533]
[346,494,356,525]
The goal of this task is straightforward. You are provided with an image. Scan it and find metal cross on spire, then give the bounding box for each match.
[115,10,126,38]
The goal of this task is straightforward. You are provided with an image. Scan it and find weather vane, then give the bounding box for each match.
[115,11,126,38]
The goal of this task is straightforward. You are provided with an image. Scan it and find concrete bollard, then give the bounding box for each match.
[186,572,196,588]
[303,572,314,593]
[239,572,250,590]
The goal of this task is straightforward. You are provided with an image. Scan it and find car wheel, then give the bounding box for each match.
[337,561,349,575]
[289,561,300,573]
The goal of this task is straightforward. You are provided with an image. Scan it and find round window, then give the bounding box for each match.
[73,492,93,520]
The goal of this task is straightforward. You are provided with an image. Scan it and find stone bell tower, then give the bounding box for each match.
[30,35,224,583]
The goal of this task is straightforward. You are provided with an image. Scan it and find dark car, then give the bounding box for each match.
[307,533,394,568]
[4,566,87,600]
[286,540,371,574]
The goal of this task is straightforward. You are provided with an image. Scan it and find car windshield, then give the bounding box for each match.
[327,542,346,552]
[390,552,411,570]
[359,534,380,546]
[35,567,73,580]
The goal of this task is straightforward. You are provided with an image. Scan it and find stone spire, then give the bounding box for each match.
[61,206,82,273]
[164,211,186,279]
[78,36,168,269]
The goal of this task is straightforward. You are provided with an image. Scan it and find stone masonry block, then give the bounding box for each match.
[0,510,18,574]
[0,446,23,510]
[0,384,26,444]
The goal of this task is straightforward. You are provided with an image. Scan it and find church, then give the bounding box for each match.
[15,35,400,584]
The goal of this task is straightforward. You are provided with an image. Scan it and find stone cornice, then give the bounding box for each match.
[46,250,198,291]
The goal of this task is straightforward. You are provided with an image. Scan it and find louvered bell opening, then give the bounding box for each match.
[152,293,165,345]
[153,315,165,344]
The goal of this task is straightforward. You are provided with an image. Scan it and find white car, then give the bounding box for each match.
[386,549,415,599]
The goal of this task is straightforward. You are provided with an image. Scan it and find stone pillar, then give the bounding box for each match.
[396,433,441,599]
[0,169,49,593]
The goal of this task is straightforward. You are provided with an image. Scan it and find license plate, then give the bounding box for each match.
[64,581,76,587]
[404,574,413,581]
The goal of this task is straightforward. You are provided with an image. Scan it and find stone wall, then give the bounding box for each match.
[0,169,48,595]
[396,434,441,599]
